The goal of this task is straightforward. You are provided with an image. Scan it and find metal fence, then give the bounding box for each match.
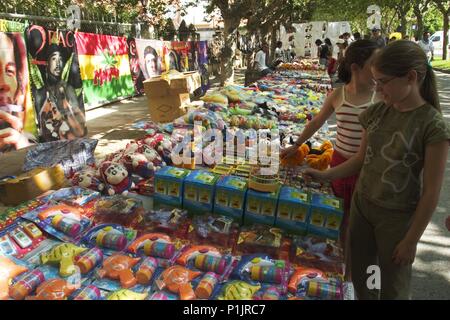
[0,4,141,38]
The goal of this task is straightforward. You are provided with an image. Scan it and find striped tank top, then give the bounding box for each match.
[334,87,376,158]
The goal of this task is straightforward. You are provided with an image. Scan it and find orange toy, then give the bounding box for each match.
[97,255,141,288]
[281,144,310,167]
[25,279,75,300]
[0,256,28,300]
[155,266,201,300]
[306,141,334,171]
[288,267,327,294]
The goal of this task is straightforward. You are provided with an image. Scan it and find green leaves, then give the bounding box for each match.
[100,49,118,68]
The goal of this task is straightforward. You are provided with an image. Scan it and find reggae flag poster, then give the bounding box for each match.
[135,38,166,79]
[26,26,87,141]
[127,38,144,94]
[0,19,37,152]
[75,32,135,109]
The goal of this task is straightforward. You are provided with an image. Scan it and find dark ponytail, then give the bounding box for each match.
[337,39,378,84]
[373,40,441,112]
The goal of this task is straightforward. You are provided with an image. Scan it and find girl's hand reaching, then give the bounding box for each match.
[303,168,331,183]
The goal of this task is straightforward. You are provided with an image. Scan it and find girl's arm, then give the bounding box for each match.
[304,129,367,181]
[393,140,449,265]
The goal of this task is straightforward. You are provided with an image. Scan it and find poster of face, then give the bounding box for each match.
[0,19,37,153]
[75,32,135,109]
[135,39,165,79]
[195,41,210,93]
[127,38,144,94]
[170,41,190,72]
[26,25,87,142]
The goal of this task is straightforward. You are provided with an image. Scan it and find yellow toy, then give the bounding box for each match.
[107,289,148,300]
[40,243,87,277]
[281,144,310,168]
[218,281,261,300]
[306,141,334,171]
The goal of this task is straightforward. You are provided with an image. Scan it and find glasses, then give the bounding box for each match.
[372,76,396,87]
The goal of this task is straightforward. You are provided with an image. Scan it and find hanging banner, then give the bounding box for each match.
[194,40,210,93]
[0,19,37,154]
[127,37,145,94]
[134,38,166,79]
[75,32,135,109]
[26,25,87,141]
[170,41,191,72]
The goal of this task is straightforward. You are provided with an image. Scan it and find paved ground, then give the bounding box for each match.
[85,70,450,299]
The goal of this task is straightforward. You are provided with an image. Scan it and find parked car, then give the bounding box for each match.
[430,31,450,58]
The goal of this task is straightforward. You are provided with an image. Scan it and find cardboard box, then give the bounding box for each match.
[0,166,66,206]
[154,166,191,208]
[213,175,248,223]
[143,71,201,123]
[244,187,280,227]
[275,187,311,235]
[307,193,344,240]
[183,170,219,214]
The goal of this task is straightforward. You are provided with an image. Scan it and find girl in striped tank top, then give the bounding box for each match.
[281,40,380,243]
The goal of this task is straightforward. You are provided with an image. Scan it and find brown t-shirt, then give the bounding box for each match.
[357,102,450,211]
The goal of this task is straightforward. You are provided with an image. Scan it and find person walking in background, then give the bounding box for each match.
[418,31,434,63]
[371,27,386,48]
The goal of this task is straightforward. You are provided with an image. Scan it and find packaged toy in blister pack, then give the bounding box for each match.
[0,199,43,231]
[214,280,261,300]
[287,266,343,300]
[21,203,93,243]
[290,235,344,275]
[8,267,47,300]
[230,254,291,299]
[0,255,29,300]
[234,225,291,260]
[93,195,144,228]
[69,284,102,300]
[38,187,101,208]
[187,214,240,251]
[137,208,190,239]
[81,224,137,255]
[128,233,181,268]
[153,265,202,300]
[0,220,46,259]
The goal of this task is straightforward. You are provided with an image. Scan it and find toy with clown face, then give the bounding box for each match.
[139,145,165,169]
[99,161,134,196]
[72,168,105,192]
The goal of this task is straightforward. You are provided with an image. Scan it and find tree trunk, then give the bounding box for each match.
[443,12,449,60]
[270,24,279,63]
[220,16,241,86]
[400,7,408,38]
[413,5,424,40]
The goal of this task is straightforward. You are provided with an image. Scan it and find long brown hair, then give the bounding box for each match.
[337,39,378,84]
[372,40,440,112]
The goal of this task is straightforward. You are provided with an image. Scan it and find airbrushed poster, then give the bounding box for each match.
[26,25,87,141]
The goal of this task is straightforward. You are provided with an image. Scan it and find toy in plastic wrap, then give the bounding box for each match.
[235,225,291,260]
[217,281,260,300]
[128,233,172,254]
[40,243,87,277]
[40,187,101,207]
[147,291,178,300]
[71,285,102,300]
[97,254,140,289]
[75,247,104,274]
[305,280,342,300]
[138,208,190,238]
[0,256,28,300]
[176,245,222,266]
[9,269,46,300]
[188,214,240,249]
[288,266,329,296]
[260,286,281,300]
[155,265,201,300]
[136,257,158,285]
[99,161,134,196]
[25,278,76,300]
[71,168,105,193]
[82,224,136,253]
[107,289,148,300]
[290,235,344,274]
[122,152,156,179]
[195,272,220,299]
[37,204,83,221]
[93,196,144,228]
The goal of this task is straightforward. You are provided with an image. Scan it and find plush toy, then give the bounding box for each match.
[71,167,105,192]
[0,256,28,300]
[144,134,174,165]
[124,141,141,155]
[306,140,334,171]
[122,152,155,179]
[99,161,134,196]
[138,145,165,169]
[281,144,310,167]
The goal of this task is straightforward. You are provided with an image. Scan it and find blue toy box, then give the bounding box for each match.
[213,175,248,223]
[154,166,190,208]
[244,187,280,226]
[275,186,311,235]
[307,193,344,240]
[183,170,219,214]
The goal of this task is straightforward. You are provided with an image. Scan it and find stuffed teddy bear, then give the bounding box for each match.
[99,161,134,196]
[71,167,105,192]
